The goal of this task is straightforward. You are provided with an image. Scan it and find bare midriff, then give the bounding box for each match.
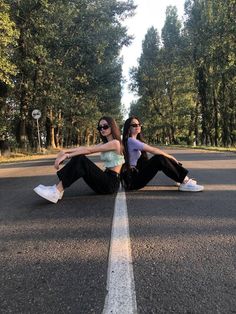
[108,165,122,174]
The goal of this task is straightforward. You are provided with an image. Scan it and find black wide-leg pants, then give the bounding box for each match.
[57,155,120,194]
[124,155,188,190]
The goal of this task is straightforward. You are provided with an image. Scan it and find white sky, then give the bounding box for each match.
[120,0,185,113]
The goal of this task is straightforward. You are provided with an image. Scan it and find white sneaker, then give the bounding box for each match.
[179,179,204,192]
[176,178,197,187]
[38,184,64,200]
[34,185,61,203]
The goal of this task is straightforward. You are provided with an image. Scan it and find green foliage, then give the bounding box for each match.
[130,1,236,147]
[0,0,19,85]
[0,0,135,148]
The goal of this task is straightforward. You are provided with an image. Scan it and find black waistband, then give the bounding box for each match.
[105,168,120,178]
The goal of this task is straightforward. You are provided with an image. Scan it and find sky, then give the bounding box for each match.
[120,0,186,113]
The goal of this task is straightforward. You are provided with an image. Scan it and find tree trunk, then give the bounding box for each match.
[194,101,200,146]
[48,108,56,148]
[86,128,91,146]
[0,140,10,156]
[56,110,62,147]
[18,28,29,150]
[197,67,208,145]
[92,129,97,144]
[168,87,176,144]
[19,86,29,150]
[213,89,219,146]
[219,75,230,147]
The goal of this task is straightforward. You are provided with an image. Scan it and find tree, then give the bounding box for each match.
[0,0,18,86]
[130,1,236,147]
[2,0,136,150]
[185,0,236,146]
[130,27,164,140]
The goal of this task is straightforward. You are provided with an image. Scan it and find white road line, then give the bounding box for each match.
[103,186,137,314]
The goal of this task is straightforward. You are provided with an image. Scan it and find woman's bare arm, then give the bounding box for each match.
[54,140,120,169]
[142,143,179,164]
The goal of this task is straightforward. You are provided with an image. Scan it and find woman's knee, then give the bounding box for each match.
[149,154,165,164]
[72,154,86,161]
[153,154,165,160]
[70,154,87,164]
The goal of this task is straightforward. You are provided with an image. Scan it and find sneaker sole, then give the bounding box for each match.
[179,186,204,192]
[33,187,59,203]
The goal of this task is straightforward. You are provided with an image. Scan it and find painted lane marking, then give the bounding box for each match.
[103,186,137,314]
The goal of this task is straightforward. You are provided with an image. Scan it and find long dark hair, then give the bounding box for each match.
[98,116,123,153]
[122,116,148,165]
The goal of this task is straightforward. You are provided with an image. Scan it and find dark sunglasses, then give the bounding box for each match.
[130,123,141,128]
[97,124,110,131]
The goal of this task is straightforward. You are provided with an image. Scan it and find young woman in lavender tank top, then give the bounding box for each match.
[33,116,124,203]
[121,116,204,192]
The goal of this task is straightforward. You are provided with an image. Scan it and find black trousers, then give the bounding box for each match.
[122,155,188,190]
[57,155,120,194]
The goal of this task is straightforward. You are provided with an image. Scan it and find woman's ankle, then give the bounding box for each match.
[56,181,64,192]
[183,176,189,184]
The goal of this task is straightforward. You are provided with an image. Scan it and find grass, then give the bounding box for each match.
[167,144,236,153]
[0,149,60,163]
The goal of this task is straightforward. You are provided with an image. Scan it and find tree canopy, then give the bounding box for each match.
[1,0,235,152]
[0,0,135,151]
[130,0,236,147]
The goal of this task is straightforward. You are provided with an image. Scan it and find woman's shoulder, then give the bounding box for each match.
[100,139,120,147]
[127,137,145,150]
[128,137,138,142]
[128,137,142,144]
[111,139,120,144]
[110,139,121,148]
[105,139,122,154]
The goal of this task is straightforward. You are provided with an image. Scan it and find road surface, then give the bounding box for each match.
[0,148,235,313]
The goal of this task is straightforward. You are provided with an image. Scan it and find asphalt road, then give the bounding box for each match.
[0,149,235,314]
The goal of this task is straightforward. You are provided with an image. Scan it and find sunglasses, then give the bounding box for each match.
[97,124,110,131]
[130,123,141,128]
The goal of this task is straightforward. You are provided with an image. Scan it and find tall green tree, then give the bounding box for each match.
[2,0,135,150]
[130,1,236,147]
[130,7,196,144]
[130,27,164,140]
[0,0,18,86]
[185,0,236,146]
[0,0,19,154]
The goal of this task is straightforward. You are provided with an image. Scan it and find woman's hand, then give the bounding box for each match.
[54,151,67,170]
